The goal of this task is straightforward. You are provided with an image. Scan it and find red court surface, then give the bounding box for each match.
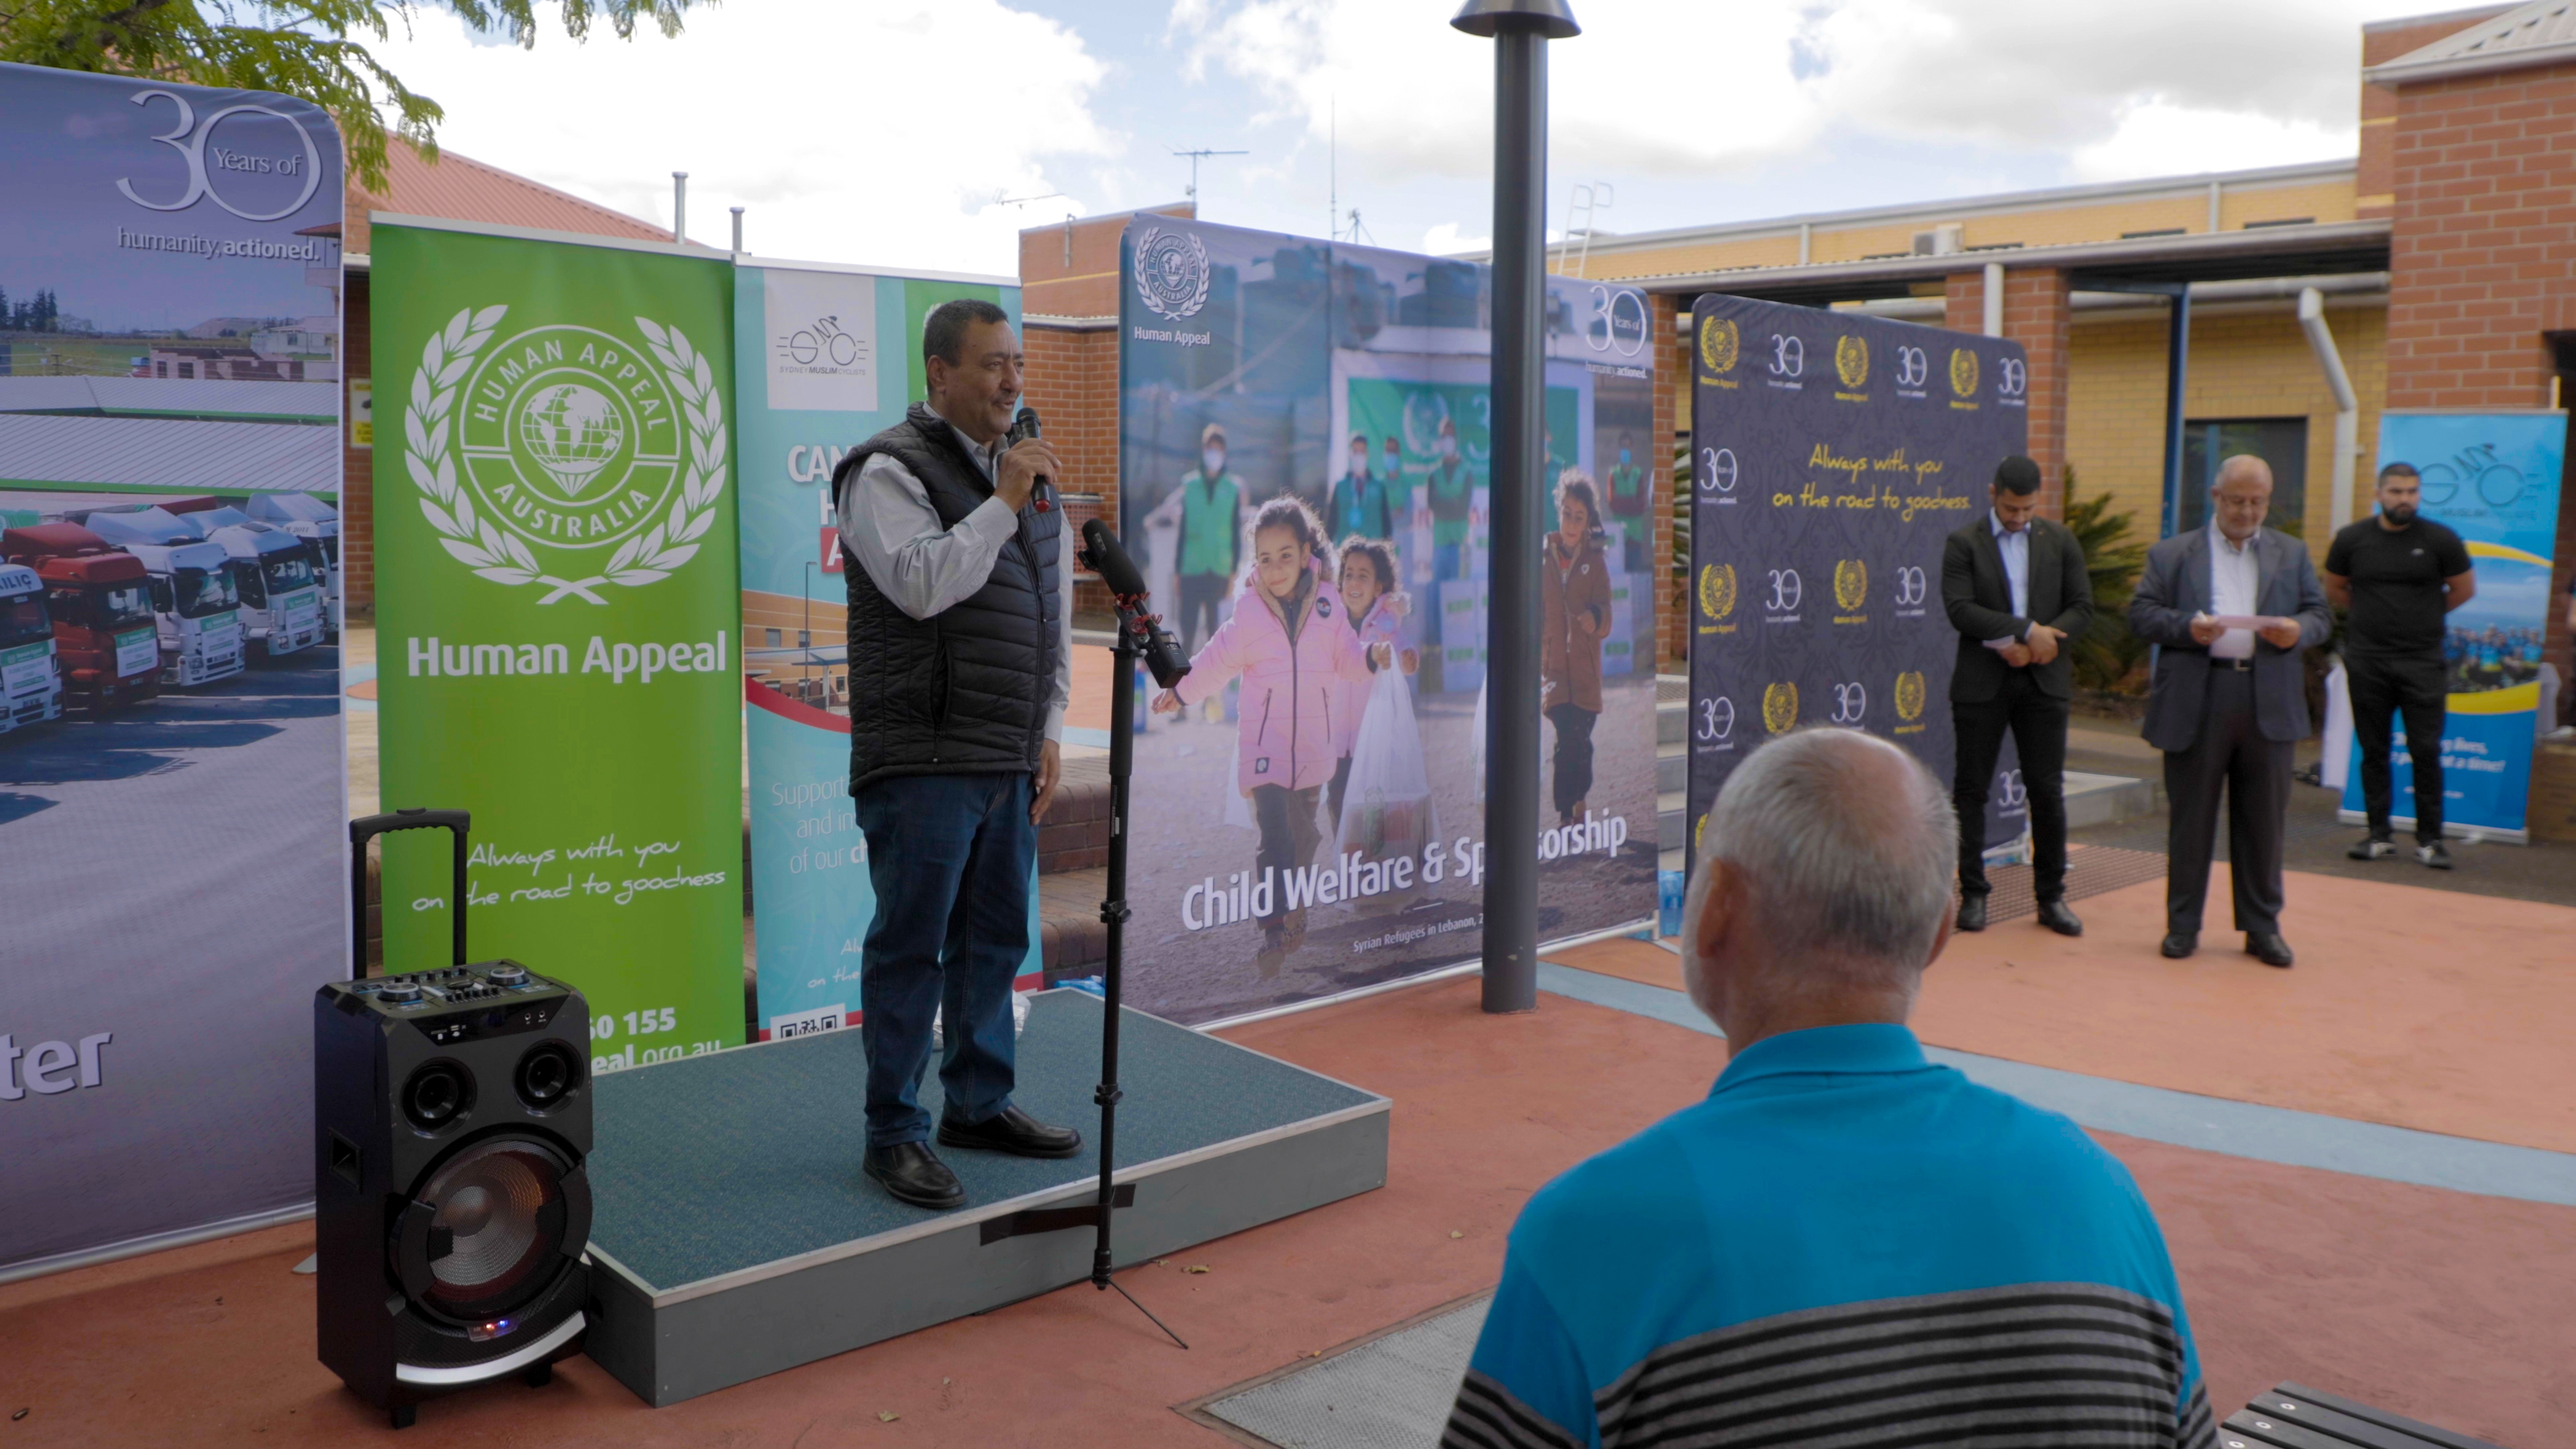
[2,975,2565,1446]
[1552,863,2576,1154]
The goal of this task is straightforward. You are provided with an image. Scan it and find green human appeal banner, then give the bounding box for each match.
[373,221,744,1068]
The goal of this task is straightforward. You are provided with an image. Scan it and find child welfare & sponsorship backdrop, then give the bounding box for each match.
[373,221,745,1072]
[1,64,345,1273]
[2339,409,2566,839]
[732,260,1043,1040]
[1686,295,2031,869]
[1120,218,1659,1025]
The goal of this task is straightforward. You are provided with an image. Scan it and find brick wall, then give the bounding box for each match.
[2382,60,2576,410]
[2359,8,2517,219]
[343,270,374,615]
[1943,268,2072,517]
[1652,292,1683,665]
[2381,58,2576,678]
[2063,304,2387,554]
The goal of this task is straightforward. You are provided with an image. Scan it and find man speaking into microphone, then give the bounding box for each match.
[828,298,1081,1210]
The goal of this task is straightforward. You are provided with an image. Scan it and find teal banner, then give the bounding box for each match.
[2341,410,2567,839]
[731,262,1038,1039]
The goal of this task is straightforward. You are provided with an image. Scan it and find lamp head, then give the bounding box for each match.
[1450,0,1580,38]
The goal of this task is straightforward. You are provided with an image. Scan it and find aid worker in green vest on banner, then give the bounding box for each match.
[1172,423,1241,662]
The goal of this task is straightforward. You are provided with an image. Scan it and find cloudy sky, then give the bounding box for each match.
[370,0,2444,276]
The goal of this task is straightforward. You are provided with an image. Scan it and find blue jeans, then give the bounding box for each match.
[852,771,1032,1148]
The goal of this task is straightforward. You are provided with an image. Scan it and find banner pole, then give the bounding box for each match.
[1454,0,1579,1014]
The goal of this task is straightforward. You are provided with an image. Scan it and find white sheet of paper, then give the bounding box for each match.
[2206,614,2275,630]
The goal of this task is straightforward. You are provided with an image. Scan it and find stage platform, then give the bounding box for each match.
[578,989,1390,1406]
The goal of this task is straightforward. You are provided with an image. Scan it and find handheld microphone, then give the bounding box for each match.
[1080,518,1189,688]
[1005,406,1052,511]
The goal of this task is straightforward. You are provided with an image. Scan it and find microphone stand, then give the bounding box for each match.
[1083,580,1187,1349]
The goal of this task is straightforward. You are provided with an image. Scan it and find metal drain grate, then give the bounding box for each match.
[1191,1295,1491,1449]
[1970,845,2171,924]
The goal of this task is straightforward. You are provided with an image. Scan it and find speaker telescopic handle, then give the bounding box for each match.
[350,808,473,977]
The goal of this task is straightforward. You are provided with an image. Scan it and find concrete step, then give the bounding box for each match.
[1658,788,1686,853]
[1658,699,1686,747]
[2064,770,2157,830]
[1658,744,1685,795]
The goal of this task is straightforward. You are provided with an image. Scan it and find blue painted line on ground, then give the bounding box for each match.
[1534,961,2576,1209]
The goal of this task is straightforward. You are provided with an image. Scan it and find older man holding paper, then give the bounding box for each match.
[2129,455,2331,968]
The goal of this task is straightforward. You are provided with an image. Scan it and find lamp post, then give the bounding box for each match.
[1452,0,1578,1015]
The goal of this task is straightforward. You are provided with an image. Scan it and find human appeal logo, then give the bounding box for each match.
[1833,559,1868,612]
[1949,347,1981,398]
[1134,227,1212,321]
[1762,682,1799,735]
[1834,335,1869,389]
[1699,315,1739,376]
[1895,669,1927,722]
[1698,563,1737,622]
[406,306,729,604]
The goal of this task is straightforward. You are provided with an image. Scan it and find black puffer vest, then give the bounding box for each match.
[835,403,1061,794]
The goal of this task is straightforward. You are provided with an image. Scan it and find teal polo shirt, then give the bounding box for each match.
[1445,1024,2216,1449]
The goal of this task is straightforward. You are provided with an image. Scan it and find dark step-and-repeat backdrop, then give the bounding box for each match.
[1685,297,2031,869]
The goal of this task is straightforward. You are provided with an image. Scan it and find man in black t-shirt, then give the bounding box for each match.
[2324,462,2475,868]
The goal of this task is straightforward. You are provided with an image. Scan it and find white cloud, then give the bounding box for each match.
[1420,221,1490,256]
[366,2,1115,276]
[2070,101,2355,183]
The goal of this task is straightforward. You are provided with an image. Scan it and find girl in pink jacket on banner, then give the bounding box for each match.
[1153,496,1389,976]
[1328,535,1419,832]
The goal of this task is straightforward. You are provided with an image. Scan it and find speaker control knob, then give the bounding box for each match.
[486,965,529,987]
[378,981,423,1005]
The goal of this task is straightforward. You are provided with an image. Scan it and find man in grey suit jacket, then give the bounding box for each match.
[1942,455,2093,936]
[2128,456,2331,967]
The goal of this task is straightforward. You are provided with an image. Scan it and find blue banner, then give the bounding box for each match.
[2341,410,2567,839]
[1686,297,2031,867]
[731,262,1039,1039]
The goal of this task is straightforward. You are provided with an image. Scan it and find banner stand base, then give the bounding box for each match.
[2333,808,2528,846]
[580,989,1387,1406]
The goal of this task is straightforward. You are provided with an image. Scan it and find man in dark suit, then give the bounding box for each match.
[1942,455,2094,936]
[2128,455,2332,968]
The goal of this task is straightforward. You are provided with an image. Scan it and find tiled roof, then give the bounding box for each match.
[345,144,668,254]
[2367,0,2576,82]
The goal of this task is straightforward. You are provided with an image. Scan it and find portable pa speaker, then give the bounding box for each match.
[316,810,593,1429]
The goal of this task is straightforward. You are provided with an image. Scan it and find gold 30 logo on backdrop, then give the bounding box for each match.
[1699,315,1739,376]
[406,306,728,604]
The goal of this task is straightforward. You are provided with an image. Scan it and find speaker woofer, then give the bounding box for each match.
[400,1061,474,1132]
[514,1042,582,1110]
[398,1138,574,1325]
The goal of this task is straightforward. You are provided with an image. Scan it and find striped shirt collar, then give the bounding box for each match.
[1711,1022,1929,1096]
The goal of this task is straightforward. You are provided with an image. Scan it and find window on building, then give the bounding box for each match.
[155,361,168,377]
[765,628,782,647]
[177,362,194,378]
[796,629,810,648]
[2241,217,2315,229]
[2179,418,2308,538]
[2121,227,2186,239]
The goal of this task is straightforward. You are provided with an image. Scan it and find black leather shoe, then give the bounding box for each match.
[938,1104,1083,1159]
[2246,932,2295,969]
[1955,894,1988,932]
[864,1141,965,1210]
[2159,930,2197,959]
[2035,900,2084,937]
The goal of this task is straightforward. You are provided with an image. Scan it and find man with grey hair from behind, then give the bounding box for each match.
[1444,728,2218,1449]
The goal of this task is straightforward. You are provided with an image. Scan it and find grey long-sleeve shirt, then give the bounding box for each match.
[834,419,1072,743]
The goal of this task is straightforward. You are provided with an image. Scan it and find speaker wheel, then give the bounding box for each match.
[523,1361,553,1389]
[390,1403,417,1430]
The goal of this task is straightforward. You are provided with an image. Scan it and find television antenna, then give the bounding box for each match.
[1171,147,1248,205]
